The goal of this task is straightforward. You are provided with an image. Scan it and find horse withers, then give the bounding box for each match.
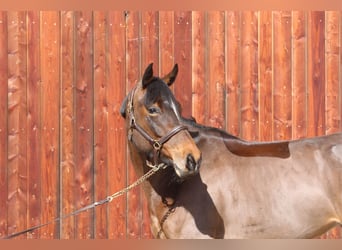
[121,63,342,238]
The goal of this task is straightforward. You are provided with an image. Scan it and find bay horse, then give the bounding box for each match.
[120,63,342,238]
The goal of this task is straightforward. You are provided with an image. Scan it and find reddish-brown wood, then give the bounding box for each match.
[140,11,159,239]
[74,11,94,239]
[226,11,241,137]
[292,11,307,139]
[27,11,41,239]
[159,11,175,77]
[7,11,28,239]
[40,11,60,239]
[240,11,259,141]
[258,11,273,141]
[325,11,341,135]
[125,11,143,239]
[174,11,192,118]
[307,11,326,137]
[93,11,108,239]
[60,10,76,239]
[207,11,225,129]
[273,11,292,141]
[192,11,207,125]
[0,11,8,239]
[107,11,127,239]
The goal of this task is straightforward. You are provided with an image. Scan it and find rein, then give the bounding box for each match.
[2,162,166,239]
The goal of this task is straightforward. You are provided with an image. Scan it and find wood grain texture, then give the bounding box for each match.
[226,11,241,137]
[74,11,94,239]
[140,11,158,239]
[40,11,60,239]
[307,11,326,137]
[107,11,127,239]
[273,11,292,141]
[93,11,108,239]
[125,11,142,239]
[240,11,259,140]
[192,11,207,125]
[325,11,341,135]
[258,11,273,141]
[0,11,8,239]
[174,11,192,118]
[159,11,175,77]
[292,11,307,139]
[60,10,76,239]
[7,11,28,239]
[207,11,226,129]
[27,11,41,239]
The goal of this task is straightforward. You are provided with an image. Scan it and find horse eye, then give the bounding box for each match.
[148,106,160,114]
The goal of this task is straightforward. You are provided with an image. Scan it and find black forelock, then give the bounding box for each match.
[144,78,175,106]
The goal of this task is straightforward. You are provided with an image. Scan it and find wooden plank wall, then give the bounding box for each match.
[0,11,341,239]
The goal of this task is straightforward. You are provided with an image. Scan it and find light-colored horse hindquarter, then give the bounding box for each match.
[198,133,342,238]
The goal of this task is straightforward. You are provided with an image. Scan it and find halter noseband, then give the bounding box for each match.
[127,86,188,166]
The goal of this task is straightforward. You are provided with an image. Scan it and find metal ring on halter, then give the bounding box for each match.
[153,140,162,150]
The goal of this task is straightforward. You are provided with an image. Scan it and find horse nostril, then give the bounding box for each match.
[186,154,199,171]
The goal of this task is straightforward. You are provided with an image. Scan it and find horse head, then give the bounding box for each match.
[121,63,202,179]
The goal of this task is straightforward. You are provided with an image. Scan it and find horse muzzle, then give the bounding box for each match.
[171,153,202,179]
[186,153,201,172]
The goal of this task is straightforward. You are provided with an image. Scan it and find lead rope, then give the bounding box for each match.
[2,161,166,239]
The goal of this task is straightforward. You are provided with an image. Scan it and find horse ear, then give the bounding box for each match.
[142,63,154,89]
[120,94,129,118]
[162,64,178,86]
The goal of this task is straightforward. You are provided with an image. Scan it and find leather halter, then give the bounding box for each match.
[127,86,188,166]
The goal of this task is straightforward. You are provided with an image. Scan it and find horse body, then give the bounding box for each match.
[121,63,342,238]
[167,123,342,238]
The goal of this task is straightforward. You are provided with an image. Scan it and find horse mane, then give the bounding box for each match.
[180,116,240,140]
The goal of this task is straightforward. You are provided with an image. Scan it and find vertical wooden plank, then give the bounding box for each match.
[74,11,94,239]
[258,11,273,141]
[40,11,60,239]
[207,11,225,129]
[108,11,127,239]
[7,11,28,238]
[140,10,159,239]
[192,11,207,124]
[93,11,108,239]
[307,11,325,137]
[125,11,141,239]
[240,11,259,140]
[60,10,76,239]
[325,11,341,135]
[273,11,292,141]
[141,11,159,70]
[0,11,8,239]
[27,10,41,239]
[159,11,175,77]
[292,11,307,139]
[174,11,192,118]
[226,11,241,136]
